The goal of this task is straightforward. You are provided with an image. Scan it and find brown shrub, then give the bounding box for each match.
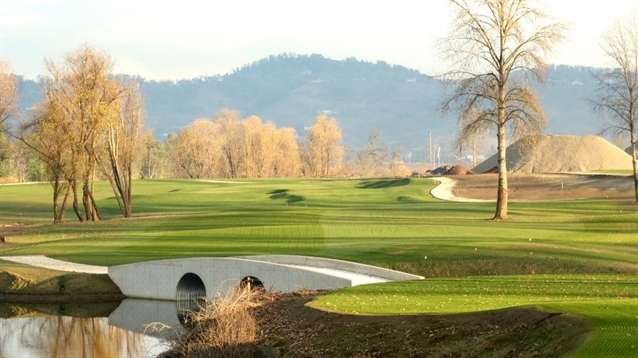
[160,286,263,358]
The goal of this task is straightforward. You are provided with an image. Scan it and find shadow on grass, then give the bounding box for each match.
[268,189,305,204]
[357,178,410,189]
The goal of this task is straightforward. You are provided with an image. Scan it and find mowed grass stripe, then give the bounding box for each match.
[546,301,638,358]
[310,275,638,314]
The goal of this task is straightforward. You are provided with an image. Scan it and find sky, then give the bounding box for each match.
[1,0,637,80]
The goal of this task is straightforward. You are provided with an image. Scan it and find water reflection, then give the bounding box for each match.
[109,298,187,339]
[0,299,190,358]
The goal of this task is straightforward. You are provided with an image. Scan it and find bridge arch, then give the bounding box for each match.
[108,256,424,301]
[176,272,207,325]
[240,275,264,290]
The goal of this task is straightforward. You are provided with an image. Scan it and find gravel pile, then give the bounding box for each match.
[473,135,633,173]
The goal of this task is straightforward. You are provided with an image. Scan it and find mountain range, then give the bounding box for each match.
[16,54,605,163]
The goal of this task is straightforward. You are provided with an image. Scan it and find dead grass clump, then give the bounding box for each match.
[161,286,264,358]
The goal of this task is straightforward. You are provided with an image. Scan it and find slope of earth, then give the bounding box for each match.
[162,291,589,358]
[447,173,635,201]
[473,135,633,174]
[256,292,588,358]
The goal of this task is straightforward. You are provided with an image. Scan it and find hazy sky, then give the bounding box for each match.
[1,0,637,80]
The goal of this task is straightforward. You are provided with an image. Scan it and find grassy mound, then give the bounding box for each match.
[0,261,122,300]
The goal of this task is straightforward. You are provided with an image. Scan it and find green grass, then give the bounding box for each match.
[1,178,637,356]
[311,276,638,357]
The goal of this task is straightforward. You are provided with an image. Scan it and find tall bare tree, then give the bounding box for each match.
[242,116,277,178]
[273,127,302,177]
[0,60,18,133]
[354,127,387,177]
[216,109,244,178]
[18,44,146,222]
[140,133,168,179]
[168,119,220,179]
[42,45,126,221]
[20,100,74,223]
[592,11,638,202]
[96,81,146,217]
[440,0,566,220]
[305,114,343,177]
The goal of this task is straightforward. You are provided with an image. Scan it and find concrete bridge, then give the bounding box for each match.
[108,255,423,301]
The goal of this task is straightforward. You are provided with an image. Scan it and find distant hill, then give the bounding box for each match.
[15,54,609,163]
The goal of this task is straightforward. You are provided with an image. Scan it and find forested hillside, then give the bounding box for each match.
[16,54,603,163]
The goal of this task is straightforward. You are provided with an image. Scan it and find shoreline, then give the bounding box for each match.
[0,293,126,303]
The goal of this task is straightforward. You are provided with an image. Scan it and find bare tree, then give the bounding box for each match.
[96,80,146,217]
[168,119,220,179]
[216,109,244,178]
[456,108,489,168]
[592,11,638,202]
[0,60,18,132]
[140,133,168,179]
[20,100,74,223]
[242,116,277,178]
[305,114,344,177]
[42,44,126,221]
[354,127,387,177]
[18,44,146,222]
[273,127,303,177]
[440,0,566,220]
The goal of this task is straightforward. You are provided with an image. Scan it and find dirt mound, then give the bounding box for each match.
[627,146,636,156]
[473,135,633,173]
[445,165,474,175]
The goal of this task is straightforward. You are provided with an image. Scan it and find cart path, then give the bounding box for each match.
[1,255,108,274]
[430,177,491,202]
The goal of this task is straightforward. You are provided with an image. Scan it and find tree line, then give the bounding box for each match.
[0,46,411,224]
[2,1,637,224]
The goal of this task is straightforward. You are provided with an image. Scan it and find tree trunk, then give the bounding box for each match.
[494,125,509,220]
[51,175,71,224]
[125,162,132,217]
[86,186,102,220]
[52,177,61,223]
[631,134,637,203]
[82,183,92,221]
[55,183,72,224]
[494,90,509,220]
[71,179,84,222]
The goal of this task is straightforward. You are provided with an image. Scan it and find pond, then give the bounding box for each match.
[0,299,191,357]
